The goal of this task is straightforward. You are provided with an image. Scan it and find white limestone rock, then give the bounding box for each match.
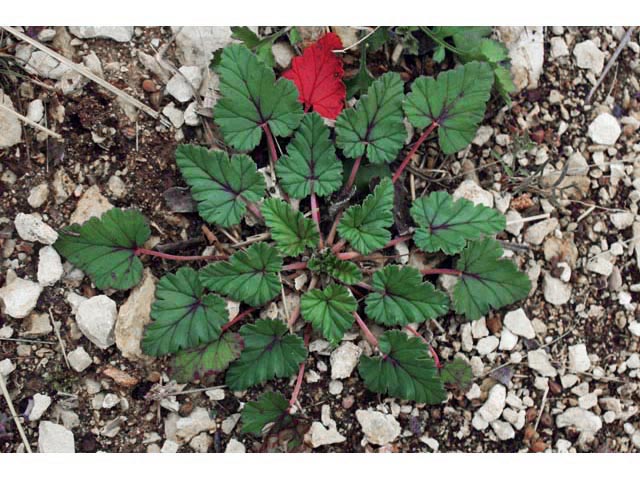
[76,295,117,349]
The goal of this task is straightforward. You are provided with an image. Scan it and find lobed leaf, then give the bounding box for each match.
[226,319,307,391]
[440,357,473,391]
[338,178,394,254]
[142,267,229,356]
[176,145,265,227]
[262,198,319,256]
[404,61,494,154]
[241,392,290,435]
[365,265,449,326]
[335,72,406,164]
[359,330,447,404]
[411,191,506,255]
[300,285,356,345]
[307,254,362,285]
[214,44,303,151]
[276,113,342,199]
[199,243,282,307]
[453,237,531,320]
[282,32,346,120]
[54,208,149,291]
[172,332,243,383]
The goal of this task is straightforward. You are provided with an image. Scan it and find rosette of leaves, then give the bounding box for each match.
[53,33,530,439]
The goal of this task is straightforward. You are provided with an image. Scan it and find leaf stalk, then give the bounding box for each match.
[392,121,438,184]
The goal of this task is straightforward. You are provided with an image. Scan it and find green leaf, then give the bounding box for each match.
[404,61,494,154]
[494,64,516,104]
[345,45,374,99]
[335,72,406,164]
[226,319,307,391]
[365,265,449,326]
[307,253,362,285]
[214,44,303,151]
[300,285,356,344]
[365,27,390,52]
[276,113,342,199]
[288,27,301,45]
[262,198,318,256]
[142,267,229,356]
[231,26,261,48]
[172,332,243,383]
[453,238,531,320]
[338,178,394,254]
[359,330,446,404]
[342,158,391,191]
[176,145,265,227]
[411,191,506,255]
[200,243,282,307]
[54,208,149,291]
[440,357,473,391]
[242,392,290,435]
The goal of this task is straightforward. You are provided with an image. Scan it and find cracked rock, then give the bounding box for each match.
[573,40,605,74]
[527,349,557,377]
[115,269,156,360]
[37,246,64,286]
[0,90,23,148]
[478,384,506,422]
[588,113,621,146]
[0,277,43,319]
[14,213,58,244]
[503,308,535,339]
[69,26,134,42]
[69,185,114,225]
[310,422,346,447]
[68,346,92,372]
[76,295,117,349]
[355,410,401,446]
[556,407,602,436]
[568,344,591,373]
[38,421,75,453]
[330,342,362,379]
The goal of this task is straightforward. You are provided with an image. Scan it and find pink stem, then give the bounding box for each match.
[355,281,373,291]
[392,121,438,184]
[310,192,324,248]
[245,202,264,221]
[353,312,378,348]
[282,261,308,271]
[289,325,311,410]
[287,304,300,329]
[262,123,279,163]
[337,251,361,261]
[135,248,227,262]
[326,213,343,247]
[221,308,256,333]
[330,238,346,253]
[405,325,442,369]
[383,234,412,250]
[421,268,463,276]
[343,156,362,193]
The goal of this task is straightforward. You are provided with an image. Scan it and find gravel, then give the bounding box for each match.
[68,346,92,372]
[527,349,558,377]
[503,308,535,339]
[37,246,64,286]
[568,344,592,373]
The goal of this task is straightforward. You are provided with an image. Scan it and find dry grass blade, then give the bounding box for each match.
[0,373,33,453]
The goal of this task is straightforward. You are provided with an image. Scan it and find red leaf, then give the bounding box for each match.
[282,32,346,120]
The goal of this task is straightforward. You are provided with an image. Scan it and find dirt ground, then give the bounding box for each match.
[1,26,639,453]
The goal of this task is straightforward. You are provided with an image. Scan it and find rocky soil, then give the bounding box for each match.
[1,26,640,453]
